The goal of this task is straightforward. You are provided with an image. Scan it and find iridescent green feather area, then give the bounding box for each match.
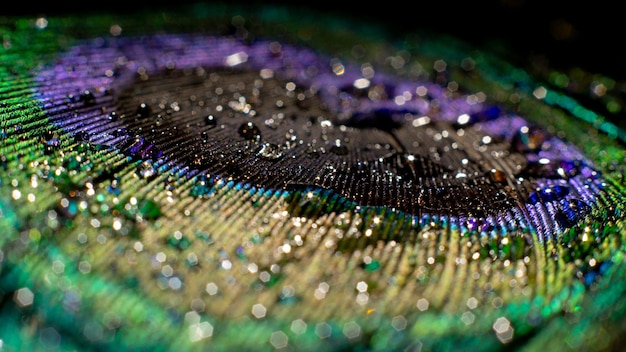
[1,4,625,352]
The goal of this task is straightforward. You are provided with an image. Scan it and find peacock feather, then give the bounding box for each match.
[1,3,625,351]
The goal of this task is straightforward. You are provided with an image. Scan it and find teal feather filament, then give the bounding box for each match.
[0,3,625,351]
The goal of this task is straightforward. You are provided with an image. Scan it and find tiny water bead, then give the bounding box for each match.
[135,102,152,118]
[238,121,262,141]
[204,115,217,128]
[256,142,284,161]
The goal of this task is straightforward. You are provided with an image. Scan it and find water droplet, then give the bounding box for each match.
[41,129,55,141]
[556,198,591,227]
[528,185,570,203]
[361,259,381,271]
[80,90,96,106]
[238,122,261,141]
[190,182,215,198]
[256,142,283,160]
[305,145,322,158]
[56,198,79,219]
[44,138,60,155]
[523,158,586,179]
[136,161,157,179]
[330,139,349,156]
[488,169,507,183]
[512,125,547,152]
[123,137,145,155]
[457,105,502,128]
[138,199,161,220]
[205,115,217,128]
[167,233,192,250]
[74,131,90,142]
[108,111,120,121]
[136,103,152,118]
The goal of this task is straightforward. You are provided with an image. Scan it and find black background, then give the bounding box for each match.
[5,0,624,82]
